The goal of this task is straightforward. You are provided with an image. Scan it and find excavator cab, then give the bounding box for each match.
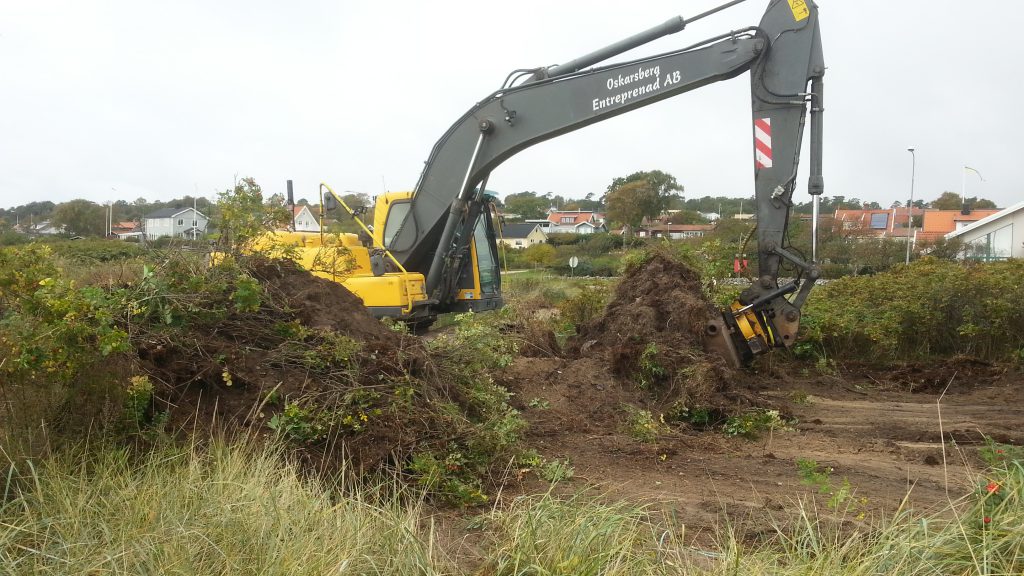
[452,210,502,313]
[375,191,502,315]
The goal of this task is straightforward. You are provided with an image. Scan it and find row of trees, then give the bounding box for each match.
[496,168,999,230]
[1,170,1000,239]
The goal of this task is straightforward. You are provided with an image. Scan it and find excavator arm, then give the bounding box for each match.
[386,0,824,365]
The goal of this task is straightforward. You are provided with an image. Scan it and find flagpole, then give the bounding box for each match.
[961,166,985,212]
[961,166,966,211]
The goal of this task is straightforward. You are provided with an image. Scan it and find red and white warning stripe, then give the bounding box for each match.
[754,117,772,169]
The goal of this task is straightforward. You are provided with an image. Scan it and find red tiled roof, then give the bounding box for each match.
[921,209,1000,234]
[546,211,604,225]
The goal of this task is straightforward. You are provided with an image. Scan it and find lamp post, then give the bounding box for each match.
[905,147,916,265]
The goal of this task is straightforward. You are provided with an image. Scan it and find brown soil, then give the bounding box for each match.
[500,361,1024,535]
[137,259,421,470]
[249,259,398,344]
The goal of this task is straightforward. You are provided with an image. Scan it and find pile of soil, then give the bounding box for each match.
[568,254,728,406]
[500,253,757,442]
[136,259,421,469]
[249,259,398,344]
[571,253,713,358]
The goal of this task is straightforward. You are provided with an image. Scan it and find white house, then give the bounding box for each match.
[290,205,320,232]
[526,209,607,235]
[143,207,209,240]
[946,200,1024,261]
[30,221,64,235]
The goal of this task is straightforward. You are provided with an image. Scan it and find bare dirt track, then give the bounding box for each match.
[499,356,1024,534]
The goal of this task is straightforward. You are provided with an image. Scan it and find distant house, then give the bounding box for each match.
[636,223,714,239]
[945,200,1024,261]
[916,209,1001,244]
[143,207,209,240]
[833,207,924,238]
[111,221,144,240]
[289,205,320,232]
[498,223,547,248]
[528,209,607,234]
[30,220,64,235]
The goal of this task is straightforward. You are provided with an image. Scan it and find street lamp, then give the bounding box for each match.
[905,147,916,265]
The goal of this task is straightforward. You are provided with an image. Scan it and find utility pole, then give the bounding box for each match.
[905,147,916,265]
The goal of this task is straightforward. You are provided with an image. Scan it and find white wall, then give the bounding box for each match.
[956,209,1024,260]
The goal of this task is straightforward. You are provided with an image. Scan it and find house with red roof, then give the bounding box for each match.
[526,209,607,234]
[289,205,320,232]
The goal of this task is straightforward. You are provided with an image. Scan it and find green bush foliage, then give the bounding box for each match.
[556,284,609,327]
[414,312,526,504]
[801,258,1024,362]
[47,239,146,262]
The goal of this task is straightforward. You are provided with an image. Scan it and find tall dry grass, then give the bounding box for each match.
[2,440,1021,575]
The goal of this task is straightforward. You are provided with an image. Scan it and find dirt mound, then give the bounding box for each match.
[249,259,397,344]
[499,357,632,435]
[133,258,433,472]
[571,253,714,359]
[563,253,733,410]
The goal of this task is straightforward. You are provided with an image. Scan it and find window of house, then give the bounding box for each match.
[967,224,1013,261]
[560,216,574,223]
[515,240,523,246]
[177,219,184,226]
[192,220,198,227]
[869,213,888,229]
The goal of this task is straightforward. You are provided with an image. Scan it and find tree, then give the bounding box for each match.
[605,180,660,228]
[341,193,370,209]
[52,199,105,236]
[216,177,291,252]
[502,191,550,220]
[606,170,683,199]
[932,193,997,210]
[667,210,709,225]
[523,243,557,268]
[604,170,683,220]
[930,192,963,210]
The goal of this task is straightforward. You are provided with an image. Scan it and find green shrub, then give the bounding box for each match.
[723,409,788,439]
[556,284,609,327]
[622,405,662,443]
[47,239,146,262]
[802,258,1024,362]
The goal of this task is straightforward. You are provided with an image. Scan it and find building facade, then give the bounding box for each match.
[946,201,1024,261]
[498,223,547,248]
[143,207,209,239]
[290,205,320,232]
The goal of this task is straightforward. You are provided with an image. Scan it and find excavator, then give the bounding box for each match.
[283,0,824,368]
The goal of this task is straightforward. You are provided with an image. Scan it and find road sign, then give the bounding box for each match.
[568,256,579,268]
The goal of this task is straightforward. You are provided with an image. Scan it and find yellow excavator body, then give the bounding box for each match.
[258,230,429,319]
[267,189,493,323]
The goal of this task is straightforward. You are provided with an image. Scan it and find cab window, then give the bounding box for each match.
[383,202,411,247]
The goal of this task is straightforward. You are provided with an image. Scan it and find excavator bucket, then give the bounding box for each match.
[705,315,745,369]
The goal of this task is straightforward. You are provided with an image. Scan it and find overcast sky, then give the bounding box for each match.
[1,0,1021,211]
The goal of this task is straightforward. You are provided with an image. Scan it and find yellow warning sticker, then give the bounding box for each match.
[788,0,810,21]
